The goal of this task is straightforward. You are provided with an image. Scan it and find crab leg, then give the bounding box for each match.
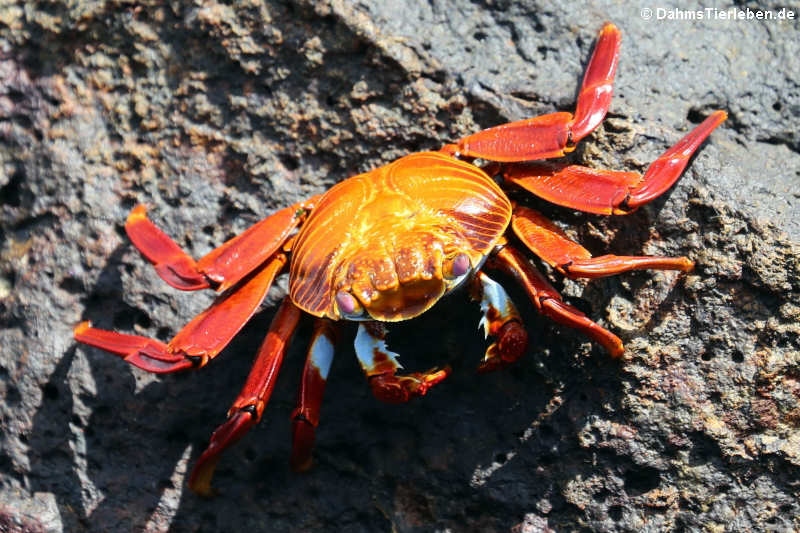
[488,245,624,357]
[354,322,451,404]
[74,253,287,373]
[471,272,529,373]
[126,195,319,291]
[440,23,621,161]
[512,206,693,278]
[188,298,302,497]
[290,318,338,472]
[504,111,727,214]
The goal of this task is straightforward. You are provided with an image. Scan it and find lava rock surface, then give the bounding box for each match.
[1,1,798,532]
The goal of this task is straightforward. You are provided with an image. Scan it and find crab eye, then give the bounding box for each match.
[444,253,471,280]
[336,290,364,317]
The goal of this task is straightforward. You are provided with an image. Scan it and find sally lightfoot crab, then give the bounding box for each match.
[74,22,726,495]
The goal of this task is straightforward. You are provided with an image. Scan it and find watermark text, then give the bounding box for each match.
[640,7,796,21]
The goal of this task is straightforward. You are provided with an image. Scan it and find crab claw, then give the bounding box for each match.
[477,320,528,374]
[369,366,451,404]
[355,322,452,404]
[472,272,529,373]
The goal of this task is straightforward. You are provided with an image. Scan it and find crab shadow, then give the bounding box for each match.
[152,289,626,533]
[27,241,629,531]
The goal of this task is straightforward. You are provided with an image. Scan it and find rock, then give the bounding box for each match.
[1,1,798,531]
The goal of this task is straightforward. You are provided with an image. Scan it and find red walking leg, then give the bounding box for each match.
[126,195,320,291]
[74,253,287,373]
[512,206,693,278]
[503,111,727,214]
[440,23,621,161]
[188,298,302,496]
[488,246,624,357]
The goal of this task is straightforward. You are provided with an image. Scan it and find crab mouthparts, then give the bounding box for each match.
[336,275,448,322]
[361,277,446,321]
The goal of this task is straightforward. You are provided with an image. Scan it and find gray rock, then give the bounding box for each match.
[1,1,798,531]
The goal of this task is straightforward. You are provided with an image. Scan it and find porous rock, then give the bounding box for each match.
[1,1,798,531]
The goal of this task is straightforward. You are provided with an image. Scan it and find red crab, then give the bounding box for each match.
[74,22,726,495]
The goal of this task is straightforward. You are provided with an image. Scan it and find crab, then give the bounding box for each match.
[74,22,725,496]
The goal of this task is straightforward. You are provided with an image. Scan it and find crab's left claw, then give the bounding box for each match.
[477,320,528,374]
[368,367,451,404]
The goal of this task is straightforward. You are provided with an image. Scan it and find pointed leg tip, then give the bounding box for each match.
[188,476,218,499]
[73,321,92,337]
[601,22,621,36]
[188,460,218,498]
[127,204,149,222]
[597,329,625,358]
[609,341,625,358]
[290,417,317,473]
[699,110,727,130]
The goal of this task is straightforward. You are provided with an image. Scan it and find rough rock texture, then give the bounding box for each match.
[1,1,799,532]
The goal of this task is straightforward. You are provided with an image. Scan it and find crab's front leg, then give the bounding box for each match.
[355,322,450,404]
[471,272,529,373]
[440,23,621,162]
